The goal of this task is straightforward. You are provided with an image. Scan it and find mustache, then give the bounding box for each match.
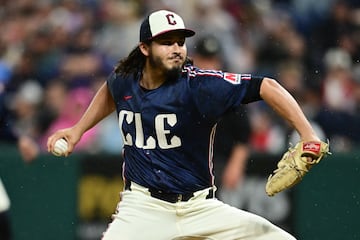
[169,53,183,60]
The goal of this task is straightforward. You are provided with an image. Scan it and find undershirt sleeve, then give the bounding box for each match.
[241,76,264,104]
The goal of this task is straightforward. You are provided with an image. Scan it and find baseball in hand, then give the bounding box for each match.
[52,138,68,157]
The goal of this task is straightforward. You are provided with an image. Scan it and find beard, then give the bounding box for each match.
[149,54,183,82]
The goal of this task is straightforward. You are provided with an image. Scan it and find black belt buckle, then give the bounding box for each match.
[125,181,214,203]
[150,188,214,203]
[149,189,194,203]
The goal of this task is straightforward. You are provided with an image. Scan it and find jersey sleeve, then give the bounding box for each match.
[185,66,263,118]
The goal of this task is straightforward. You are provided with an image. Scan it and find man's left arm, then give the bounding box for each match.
[259,77,330,196]
[259,77,319,142]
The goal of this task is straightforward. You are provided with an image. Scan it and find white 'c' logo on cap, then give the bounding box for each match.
[166,14,177,25]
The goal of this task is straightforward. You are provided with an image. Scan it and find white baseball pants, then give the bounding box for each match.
[102,182,296,240]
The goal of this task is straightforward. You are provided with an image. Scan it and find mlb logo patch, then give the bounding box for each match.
[223,72,241,84]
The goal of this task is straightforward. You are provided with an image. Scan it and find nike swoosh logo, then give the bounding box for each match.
[124,95,132,100]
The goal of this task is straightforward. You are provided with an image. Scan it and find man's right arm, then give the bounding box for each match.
[73,82,116,136]
[47,82,116,155]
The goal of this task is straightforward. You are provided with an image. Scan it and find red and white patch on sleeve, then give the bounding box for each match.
[303,142,321,154]
[223,72,241,84]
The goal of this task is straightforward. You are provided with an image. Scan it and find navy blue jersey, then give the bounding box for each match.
[107,65,262,193]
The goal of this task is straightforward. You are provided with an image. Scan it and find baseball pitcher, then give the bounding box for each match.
[47,10,330,240]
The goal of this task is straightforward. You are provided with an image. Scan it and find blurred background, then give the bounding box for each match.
[0,0,360,239]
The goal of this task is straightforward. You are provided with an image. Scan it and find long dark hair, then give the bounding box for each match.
[114,46,145,77]
[114,43,194,77]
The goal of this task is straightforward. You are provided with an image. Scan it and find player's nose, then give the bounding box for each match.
[170,41,184,50]
[170,42,180,51]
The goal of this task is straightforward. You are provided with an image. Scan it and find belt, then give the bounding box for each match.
[125,181,214,203]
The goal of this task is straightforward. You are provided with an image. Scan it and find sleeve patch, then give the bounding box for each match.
[223,73,251,84]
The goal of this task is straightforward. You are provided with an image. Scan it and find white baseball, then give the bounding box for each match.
[52,138,68,157]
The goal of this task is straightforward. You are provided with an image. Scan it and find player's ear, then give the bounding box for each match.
[139,42,150,57]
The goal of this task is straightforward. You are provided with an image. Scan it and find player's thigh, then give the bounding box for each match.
[184,199,295,240]
[102,191,177,240]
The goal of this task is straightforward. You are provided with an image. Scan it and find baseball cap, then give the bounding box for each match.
[140,10,195,42]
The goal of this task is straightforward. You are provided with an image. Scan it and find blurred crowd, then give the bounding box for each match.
[1,0,360,161]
